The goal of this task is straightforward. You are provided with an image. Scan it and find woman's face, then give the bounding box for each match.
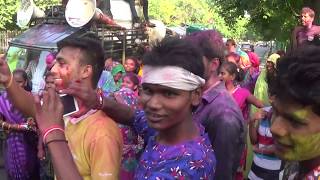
[271,99,320,161]
[122,76,137,91]
[219,66,235,82]
[124,59,136,73]
[140,83,200,131]
[13,73,27,88]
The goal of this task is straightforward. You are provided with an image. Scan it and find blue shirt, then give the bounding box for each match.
[193,81,246,180]
[133,111,216,179]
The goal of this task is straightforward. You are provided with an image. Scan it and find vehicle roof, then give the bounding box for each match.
[9,23,84,51]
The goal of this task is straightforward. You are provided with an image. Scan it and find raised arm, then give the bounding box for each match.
[0,55,36,118]
[59,78,135,125]
[34,84,82,180]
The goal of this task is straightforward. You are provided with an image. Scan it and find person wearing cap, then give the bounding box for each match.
[251,53,280,116]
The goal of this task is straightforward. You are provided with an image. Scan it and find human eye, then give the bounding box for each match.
[142,86,152,95]
[163,90,178,98]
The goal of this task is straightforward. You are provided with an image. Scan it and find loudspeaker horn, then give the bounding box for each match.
[17,0,45,28]
[65,0,122,28]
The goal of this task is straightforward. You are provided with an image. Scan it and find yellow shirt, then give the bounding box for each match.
[65,110,123,180]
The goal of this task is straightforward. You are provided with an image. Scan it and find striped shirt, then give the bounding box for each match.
[249,111,284,179]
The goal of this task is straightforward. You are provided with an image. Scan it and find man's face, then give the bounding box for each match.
[270,99,320,161]
[140,83,199,131]
[301,13,314,27]
[226,42,236,53]
[51,47,83,90]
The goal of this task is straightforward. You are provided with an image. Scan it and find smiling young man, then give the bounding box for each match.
[270,45,320,179]
[0,35,123,180]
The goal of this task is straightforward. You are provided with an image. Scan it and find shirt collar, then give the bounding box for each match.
[202,81,225,103]
[65,109,98,125]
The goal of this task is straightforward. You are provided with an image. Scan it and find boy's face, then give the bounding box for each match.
[271,98,320,161]
[51,47,84,90]
[140,83,200,131]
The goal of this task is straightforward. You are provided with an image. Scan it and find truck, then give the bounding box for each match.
[5,0,152,93]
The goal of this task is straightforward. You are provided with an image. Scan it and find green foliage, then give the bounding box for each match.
[149,0,249,39]
[212,0,320,42]
[0,0,60,30]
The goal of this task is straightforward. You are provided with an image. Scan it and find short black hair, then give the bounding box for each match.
[185,30,225,65]
[57,34,104,89]
[143,37,204,78]
[272,45,320,115]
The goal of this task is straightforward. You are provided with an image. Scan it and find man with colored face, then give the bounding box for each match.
[0,35,123,180]
[291,7,320,50]
[270,45,320,179]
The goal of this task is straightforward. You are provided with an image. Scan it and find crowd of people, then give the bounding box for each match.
[0,5,319,180]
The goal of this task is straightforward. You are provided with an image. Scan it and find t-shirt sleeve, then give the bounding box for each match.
[132,110,156,143]
[89,135,122,180]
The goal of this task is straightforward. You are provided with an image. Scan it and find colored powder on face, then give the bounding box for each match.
[281,132,320,161]
[292,108,309,123]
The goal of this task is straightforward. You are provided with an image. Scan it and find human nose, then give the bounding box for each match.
[146,94,162,110]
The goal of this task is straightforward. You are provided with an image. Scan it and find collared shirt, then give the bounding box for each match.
[132,111,216,179]
[193,81,246,180]
[65,110,123,180]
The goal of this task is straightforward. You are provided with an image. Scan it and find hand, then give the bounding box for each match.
[59,79,98,117]
[34,83,64,134]
[0,54,13,86]
[251,109,267,122]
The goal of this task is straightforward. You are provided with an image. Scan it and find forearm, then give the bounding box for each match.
[7,80,36,118]
[249,120,258,145]
[46,131,82,180]
[101,97,134,125]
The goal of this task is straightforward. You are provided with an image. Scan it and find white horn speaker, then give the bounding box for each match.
[17,0,45,28]
[65,0,122,28]
[65,0,96,27]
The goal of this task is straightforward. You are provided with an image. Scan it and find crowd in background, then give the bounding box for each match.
[0,6,319,180]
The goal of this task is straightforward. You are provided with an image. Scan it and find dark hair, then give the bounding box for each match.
[185,30,225,64]
[226,52,240,63]
[276,50,286,57]
[221,61,245,82]
[272,45,320,115]
[13,69,32,91]
[57,34,104,89]
[125,57,140,74]
[143,37,204,78]
[123,72,140,86]
[226,39,236,46]
[301,7,315,18]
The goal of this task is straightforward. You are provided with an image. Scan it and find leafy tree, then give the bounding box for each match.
[0,0,59,30]
[149,0,249,39]
[212,0,320,42]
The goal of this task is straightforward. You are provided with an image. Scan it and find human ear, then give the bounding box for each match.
[81,65,92,80]
[191,88,202,106]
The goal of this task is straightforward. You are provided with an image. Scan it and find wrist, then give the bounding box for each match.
[45,130,66,143]
[95,88,104,110]
[42,125,65,144]
[4,73,13,89]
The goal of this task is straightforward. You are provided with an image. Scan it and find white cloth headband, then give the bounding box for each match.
[142,65,205,91]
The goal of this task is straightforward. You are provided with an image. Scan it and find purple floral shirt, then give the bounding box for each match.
[133,111,216,179]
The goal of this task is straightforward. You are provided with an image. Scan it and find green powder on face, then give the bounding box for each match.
[282,132,320,161]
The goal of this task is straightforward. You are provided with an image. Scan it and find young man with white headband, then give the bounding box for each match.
[130,38,216,178]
